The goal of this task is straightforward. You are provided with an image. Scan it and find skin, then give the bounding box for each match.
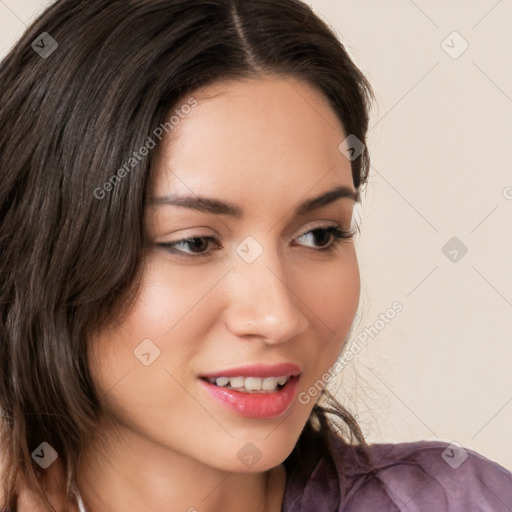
[69,75,362,512]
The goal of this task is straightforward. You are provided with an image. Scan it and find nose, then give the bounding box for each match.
[223,242,309,344]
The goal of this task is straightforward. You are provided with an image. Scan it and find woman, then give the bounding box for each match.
[1,0,511,511]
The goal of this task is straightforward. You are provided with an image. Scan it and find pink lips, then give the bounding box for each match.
[198,363,303,419]
[198,375,301,419]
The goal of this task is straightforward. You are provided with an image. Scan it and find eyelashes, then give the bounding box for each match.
[156,225,355,260]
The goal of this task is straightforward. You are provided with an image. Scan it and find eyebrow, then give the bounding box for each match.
[148,185,359,218]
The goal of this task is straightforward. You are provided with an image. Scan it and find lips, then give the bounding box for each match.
[199,373,301,418]
[199,363,303,379]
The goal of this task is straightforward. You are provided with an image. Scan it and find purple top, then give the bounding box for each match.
[282,432,512,511]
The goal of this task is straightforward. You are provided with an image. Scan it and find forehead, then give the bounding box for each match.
[151,76,353,210]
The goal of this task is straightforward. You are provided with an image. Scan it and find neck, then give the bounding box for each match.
[75,425,287,512]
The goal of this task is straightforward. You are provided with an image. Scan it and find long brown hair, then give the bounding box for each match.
[0,0,375,509]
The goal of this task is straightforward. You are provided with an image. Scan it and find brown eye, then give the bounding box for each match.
[157,236,220,258]
[295,226,354,251]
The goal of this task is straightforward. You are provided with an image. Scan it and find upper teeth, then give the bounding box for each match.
[207,375,289,391]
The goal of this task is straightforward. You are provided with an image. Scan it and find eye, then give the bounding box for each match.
[157,236,219,258]
[293,226,355,251]
[156,225,355,259]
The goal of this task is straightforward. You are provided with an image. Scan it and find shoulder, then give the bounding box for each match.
[328,435,512,511]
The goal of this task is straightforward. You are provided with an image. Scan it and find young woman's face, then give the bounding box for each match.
[88,75,360,473]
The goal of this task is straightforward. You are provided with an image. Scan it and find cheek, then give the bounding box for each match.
[299,249,360,374]
[114,255,227,349]
[303,248,360,336]
[87,257,224,401]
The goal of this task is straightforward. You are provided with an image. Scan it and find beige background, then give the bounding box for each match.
[1,0,511,470]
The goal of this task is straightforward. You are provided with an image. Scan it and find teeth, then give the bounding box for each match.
[207,375,290,393]
[229,376,245,388]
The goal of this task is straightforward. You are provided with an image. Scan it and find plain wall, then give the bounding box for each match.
[1,0,511,470]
